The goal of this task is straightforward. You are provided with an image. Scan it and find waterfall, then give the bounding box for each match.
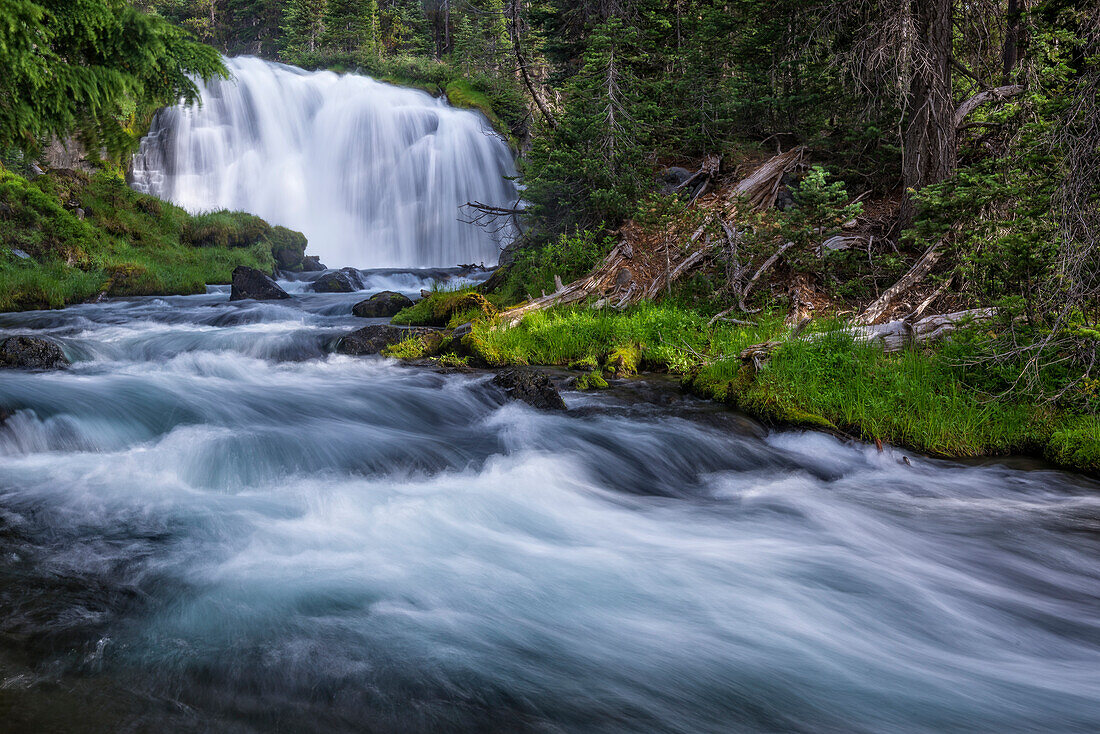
[131,56,519,268]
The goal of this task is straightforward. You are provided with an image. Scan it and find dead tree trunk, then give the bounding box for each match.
[494,149,804,326]
[1003,0,1022,85]
[742,308,996,368]
[900,0,956,226]
[728,147,804,210]
[856,239,946,324]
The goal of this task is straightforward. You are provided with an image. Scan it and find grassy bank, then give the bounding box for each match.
[388,296,1099,473]
[0,166,309,311]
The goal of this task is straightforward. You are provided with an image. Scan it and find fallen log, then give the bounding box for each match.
[494,149,810,327]
[741,308,995,367]
[856,239,946,325]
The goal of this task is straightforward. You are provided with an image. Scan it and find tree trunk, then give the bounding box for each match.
[900,0,956,226]
[1003,0,1022,84]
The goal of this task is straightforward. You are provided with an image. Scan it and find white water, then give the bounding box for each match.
[3,290,1100,732]
[131,57,518,268]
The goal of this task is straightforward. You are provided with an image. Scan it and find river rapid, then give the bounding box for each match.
[1,277,1099,733]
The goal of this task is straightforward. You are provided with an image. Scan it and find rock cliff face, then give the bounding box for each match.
[40,136,97,173]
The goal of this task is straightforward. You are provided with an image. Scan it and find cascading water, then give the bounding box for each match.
[131,56,519,268]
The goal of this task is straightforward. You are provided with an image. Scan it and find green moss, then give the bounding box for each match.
[267,226,309,271]
[445,80,504,133]
[575,371,609,390]
[184,211,271,248]
[431,353,470,369]
[381,335,432,360]
[392,288,498,327]
[606,344,642,376]
[0,166,294,311]
[568,356,600,371]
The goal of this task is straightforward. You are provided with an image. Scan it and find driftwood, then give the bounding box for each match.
[741,308,996,368]
[496,150,805,326]
[707,240,794,326]
[496,239,706,326]
[674,154,722,205]
[856,239,946,325]
[728,146,805,210]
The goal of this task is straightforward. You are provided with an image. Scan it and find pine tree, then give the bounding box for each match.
[363,0,381,60]
[323,0,364,54]
[522,17,647,233]
[452,12,476,72]
[282,0,329,59]
[484,0,513,69]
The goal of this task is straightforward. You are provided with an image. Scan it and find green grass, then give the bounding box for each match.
[450,304,1098,473]
[0,166,307,311]
[444,80,504,134]
[464,304,781,372]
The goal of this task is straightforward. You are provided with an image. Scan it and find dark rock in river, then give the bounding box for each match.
[230,266,291,301]
[336,324,434,356]
[0,335,69,370]
[311,267,364,293]
[352,291,414,318]
[300,255,326,272]
[491,368,567,411]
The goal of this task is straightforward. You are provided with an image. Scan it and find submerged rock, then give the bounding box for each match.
[311,267,364,293]
[0,335,69,370]
[491,368,567,411]
[229,266,290,301]
[336,324,434,356]
[352,291,414,318]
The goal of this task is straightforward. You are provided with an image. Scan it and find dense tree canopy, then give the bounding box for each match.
[0,0,226,157]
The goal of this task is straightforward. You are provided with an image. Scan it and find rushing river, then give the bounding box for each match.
[1,278,1099,733]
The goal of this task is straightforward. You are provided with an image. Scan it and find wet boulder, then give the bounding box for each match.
[230,266,291,301]
[310,267,364,293]
[300,255,327,272]
[336,324,434,356]
[268,227,310,272]
[352,291,414,318]
[0,335,69,370]
[491,368,567,411]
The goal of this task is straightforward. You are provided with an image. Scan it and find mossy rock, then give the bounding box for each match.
[575,372,609,390]
[267,226,309,271]
[567,356,599,371]
[185,212,271,248]
[105,262,154,296]
[392,289,498,327]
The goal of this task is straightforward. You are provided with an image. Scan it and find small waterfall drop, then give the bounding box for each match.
[131,56,518,268]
